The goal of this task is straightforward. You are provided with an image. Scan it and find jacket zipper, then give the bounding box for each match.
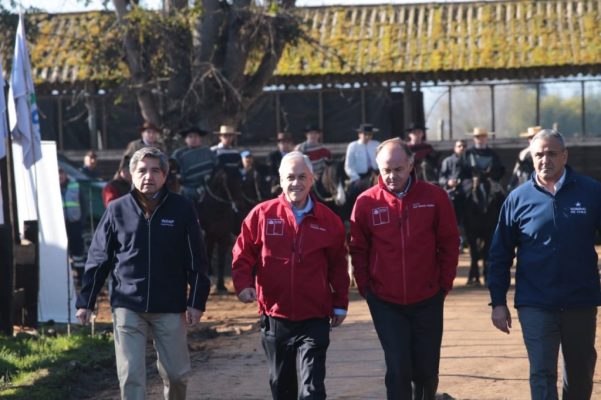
[145,194,170,312]
[399,201,407,303]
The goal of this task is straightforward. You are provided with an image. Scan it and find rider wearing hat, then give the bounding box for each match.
[507,126,542,191]
[211,125,243,173]
[405,122,439,183]
[172,127,217,202]
[295,124,332,177]
[459,127,505,185]
[124,121,165,157]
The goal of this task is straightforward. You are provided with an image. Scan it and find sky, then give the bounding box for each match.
[8,0,458,13]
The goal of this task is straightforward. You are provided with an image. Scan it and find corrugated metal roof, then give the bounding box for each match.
[2,1,601,87]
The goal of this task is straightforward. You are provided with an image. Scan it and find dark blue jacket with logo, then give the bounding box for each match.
[488,166,601,309]
[76,189,211,313]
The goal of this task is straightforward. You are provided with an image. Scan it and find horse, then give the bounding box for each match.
[311,159,348,220]
[461,172,506,286]
[196,166,245,293]
[239,163,272,216]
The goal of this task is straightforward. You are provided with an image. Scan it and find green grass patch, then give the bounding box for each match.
[0,330,115,400]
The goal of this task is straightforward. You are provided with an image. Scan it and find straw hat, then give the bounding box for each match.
[519,126,542,138]
[470,127,491,136]
[213,125,241,135]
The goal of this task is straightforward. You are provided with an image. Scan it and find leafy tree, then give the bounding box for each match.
[106,0,301,135]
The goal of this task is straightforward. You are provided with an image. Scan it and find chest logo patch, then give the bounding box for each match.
[412,202,435,209]
[569,202,587,215]
[161,218,175,227]
[265,218,285,236]
[372,207,390,226]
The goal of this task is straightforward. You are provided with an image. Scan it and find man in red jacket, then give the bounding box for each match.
[350,138,459,400]
[232,151,349,400]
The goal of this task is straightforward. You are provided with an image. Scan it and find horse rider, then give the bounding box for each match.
[405,122,439,183]
[240,150,270,203]
[507,125,541,192]
[267,132,295,195]
[124,121,165,158]
[459,127,505,190]
[439,139,467,249]
[172,126,217,202]
[344,123,380,200]
[211,125,243,174]
[295,124,332,177]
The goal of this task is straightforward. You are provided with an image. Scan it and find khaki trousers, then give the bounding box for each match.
[112,307,190,400]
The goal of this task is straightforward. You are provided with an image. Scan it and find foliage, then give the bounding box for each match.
[0,331,114,400]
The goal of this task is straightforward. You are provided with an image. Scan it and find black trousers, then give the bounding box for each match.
[366,291,444,400]
[260,315,330,400]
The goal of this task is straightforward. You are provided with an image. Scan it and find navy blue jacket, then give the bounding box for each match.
[76,189,211,313]
[488,167,601,309]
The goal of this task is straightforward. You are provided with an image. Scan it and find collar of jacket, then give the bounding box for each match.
[277,192,324,221]
[529,164,574,193]
[131,187,169,217]
[376,169,417,196]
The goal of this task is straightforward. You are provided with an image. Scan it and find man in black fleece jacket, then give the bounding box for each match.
[76,146,210,400]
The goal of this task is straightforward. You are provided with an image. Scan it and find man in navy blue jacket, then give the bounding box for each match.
[76,147,210,400]
[488,129,601,400]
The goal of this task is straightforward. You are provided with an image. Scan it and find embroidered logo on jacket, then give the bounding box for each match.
[569,202,587,215]
[372,207,390,226]
[309,223,326,232]
[265,219,285,236]
[412,202,435,208]
[161,218,175,227]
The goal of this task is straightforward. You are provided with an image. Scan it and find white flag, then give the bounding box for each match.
[0,55,8,160]
[7,13,42,169]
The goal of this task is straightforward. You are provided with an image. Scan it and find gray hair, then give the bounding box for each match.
[375,138,415,164]
[530,129,566,151]
[279,151,314,177]
[130,146,169,175]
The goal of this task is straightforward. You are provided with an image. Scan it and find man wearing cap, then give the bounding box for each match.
[267,132,295,194]
[405,122,439,183]
[211,125,243,174]
[295,124,332,177]
[240,150,269,204]
[172,127,217,202]
[507,126,541,191]
[232,151,349,400]
[124,121,165,157]
[459,127,505,185]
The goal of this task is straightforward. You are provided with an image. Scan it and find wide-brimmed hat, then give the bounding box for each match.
[213,125,241,135]
[179,127,209,138]
[519,126,542,138]
[303,124,321,133]
[276,132,294,142]
[138,121,161,133]
[470,127,491,136]
[356,123,379,134]
[405,122,428,132]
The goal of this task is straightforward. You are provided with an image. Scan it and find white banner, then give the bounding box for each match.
[13,141,74,322]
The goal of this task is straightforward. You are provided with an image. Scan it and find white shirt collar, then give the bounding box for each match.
[535,168,567,194]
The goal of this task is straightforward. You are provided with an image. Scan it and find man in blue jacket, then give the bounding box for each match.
[76,146,211,400]
[488,129,601,400]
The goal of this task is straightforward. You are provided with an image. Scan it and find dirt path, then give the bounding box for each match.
[100,254,601,400]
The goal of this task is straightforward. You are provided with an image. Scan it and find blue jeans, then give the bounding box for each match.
[518,306,597,400]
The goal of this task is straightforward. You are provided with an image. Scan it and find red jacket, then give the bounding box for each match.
[350,176,459,305]
[232,194,349,321]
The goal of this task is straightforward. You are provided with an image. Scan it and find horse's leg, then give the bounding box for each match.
[215,236,228,292]
[466,233,480,285]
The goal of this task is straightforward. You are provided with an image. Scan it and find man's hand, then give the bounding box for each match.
[238,287,257,303]
[186,307,204,327]
[76,308,94,325]
[491,305,512,334]
[330,314,346,328]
